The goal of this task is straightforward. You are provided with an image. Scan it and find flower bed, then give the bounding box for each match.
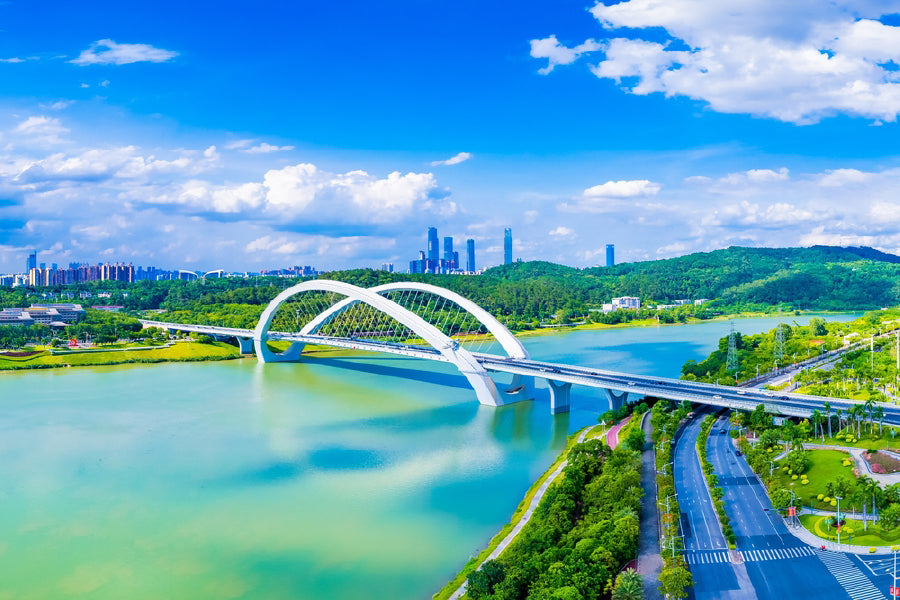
[863,451,900,474]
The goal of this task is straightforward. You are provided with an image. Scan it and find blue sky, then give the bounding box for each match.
[2,0,900,273]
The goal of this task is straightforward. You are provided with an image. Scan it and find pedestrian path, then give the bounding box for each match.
[816,550,888,600]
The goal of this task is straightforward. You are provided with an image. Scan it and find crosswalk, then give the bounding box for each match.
[740,546,816,562]
[685,550,731,565]
[685,546,820,565]
[816,550,887,600]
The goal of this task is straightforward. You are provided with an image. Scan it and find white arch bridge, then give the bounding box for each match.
[140,280,900,423]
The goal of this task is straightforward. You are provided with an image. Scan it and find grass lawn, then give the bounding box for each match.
[772,449,860,511]
[0,341,239,370]
[801,514,900,547]
[812,427,900,452]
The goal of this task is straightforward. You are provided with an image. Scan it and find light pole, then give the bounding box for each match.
[756,364,760,378]
[836,496,843,546]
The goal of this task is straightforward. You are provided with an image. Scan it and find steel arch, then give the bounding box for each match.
[253,280,503,405]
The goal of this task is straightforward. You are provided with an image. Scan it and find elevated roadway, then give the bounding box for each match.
[141,319,895,421]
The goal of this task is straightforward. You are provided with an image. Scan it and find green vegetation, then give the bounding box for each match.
[435,426,600,600]
[801,515,900,547]
[460,441,642,600]
[0,341,238,370]
[682,308,900,394]
[4,246,900,339]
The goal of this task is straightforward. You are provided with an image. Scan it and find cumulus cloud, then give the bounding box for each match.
[538,0,900,123]
[549,226,575,237]
[530,35,601,74]
[13,116,70,145]
[559,179,661,213]
[430,152,472,166]
[70,39,178,66]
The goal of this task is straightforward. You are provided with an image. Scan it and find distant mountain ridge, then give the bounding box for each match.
[483,245,900,310]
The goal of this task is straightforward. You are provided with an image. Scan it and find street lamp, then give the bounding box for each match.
[836,496,843,546]
[769,461,775,479]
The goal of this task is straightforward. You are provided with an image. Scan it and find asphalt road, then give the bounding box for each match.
[673,409,754,599]
[700,414,891,600]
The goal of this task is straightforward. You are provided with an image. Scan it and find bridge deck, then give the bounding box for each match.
[140,319,900,424]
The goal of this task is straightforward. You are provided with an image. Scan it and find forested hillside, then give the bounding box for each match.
[2,246,899,332]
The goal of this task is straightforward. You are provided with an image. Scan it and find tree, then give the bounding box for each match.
[612,569,644,600]
[786,447,810,475]
[467,560,505,599]
[824,401,832,438]
[880,503,900,531]
[624,426,646,452]
[659,566,693,599]
[810,317,827,336]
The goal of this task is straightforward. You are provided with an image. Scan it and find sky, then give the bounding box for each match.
[3,0,900,273]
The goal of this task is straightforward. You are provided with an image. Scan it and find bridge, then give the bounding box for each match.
[141,280,898,423]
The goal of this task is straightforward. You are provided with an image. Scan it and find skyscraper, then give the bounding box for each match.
[427,227,439,261]
[606,244,615,267]
[466,239,475,272]
[503,228,513,265]
[26,251,36,274]
[443,236,454,262]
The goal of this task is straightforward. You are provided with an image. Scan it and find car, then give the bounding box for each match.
[736,390,746,395]
[736,450,742,456]
[719,430,726,435]
[713,394,722,400]
[628,381,636,386]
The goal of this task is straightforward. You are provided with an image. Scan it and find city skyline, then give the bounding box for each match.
[1,2,900,272]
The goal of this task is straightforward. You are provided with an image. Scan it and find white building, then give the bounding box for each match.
[611,296,641,310]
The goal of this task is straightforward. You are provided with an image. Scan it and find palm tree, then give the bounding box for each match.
[836,408,844,434]
[875,405,885,437]
[824,401,832,438]
[864,398,875,436]
[612,569,644,600]
[810,410,822,439]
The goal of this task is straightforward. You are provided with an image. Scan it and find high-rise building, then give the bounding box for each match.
[26,251,36,274]
[427,227,439,261]
[503,228,513,265]
[466,239,475,272]
[606,244,615,267]
[443,236,454,261]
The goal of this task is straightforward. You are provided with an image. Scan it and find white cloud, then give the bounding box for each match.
[530,35,601,75]
[40,100,74,111]
[536,1,900,123]
[549,226,575,237]
[818,168,873,187]
[718,168,790,185]
[0,57,25,63]
[13,116,69,144]
[430,152,472,166]
[583,179,661,198]
[70,39,178,66]
[225,139,255,150]
[244,142,295,154]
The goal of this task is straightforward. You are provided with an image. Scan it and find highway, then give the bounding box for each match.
[141,319,900,423]
[683,413,891,600]
[673,409,756,599]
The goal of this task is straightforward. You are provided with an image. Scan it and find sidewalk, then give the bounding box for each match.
[635,410,664,600]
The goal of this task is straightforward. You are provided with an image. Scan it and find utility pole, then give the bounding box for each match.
[727,321,739,374]
[774,310,786,362]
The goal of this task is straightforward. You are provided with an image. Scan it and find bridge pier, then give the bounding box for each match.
[500,374,535,403]
[237,337,254,354]
[548,380,571,414]
[606,389,628,411]
[254,338,306,363]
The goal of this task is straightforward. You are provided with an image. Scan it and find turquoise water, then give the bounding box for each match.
[0,314,857,599]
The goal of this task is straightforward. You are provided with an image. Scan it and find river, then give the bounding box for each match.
[0,314,857,599]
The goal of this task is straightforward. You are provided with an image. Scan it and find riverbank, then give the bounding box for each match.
[434,422,614,600]
[511,309,857,340]
[0,340,240,370]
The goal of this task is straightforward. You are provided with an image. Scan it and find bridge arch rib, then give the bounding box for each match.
[253,280,504,406]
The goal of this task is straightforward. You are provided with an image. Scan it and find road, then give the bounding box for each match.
[697,414,890,600]
[672,409,758,599]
